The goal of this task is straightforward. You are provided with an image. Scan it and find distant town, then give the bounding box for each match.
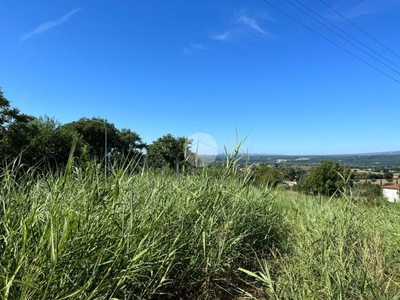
[218,151,400,169]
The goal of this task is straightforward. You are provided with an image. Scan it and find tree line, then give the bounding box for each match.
[1,87,397,200]
[0,88,191,173]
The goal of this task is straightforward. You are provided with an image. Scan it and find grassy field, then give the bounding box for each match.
[241,192,400,299]
[1,159,400,299]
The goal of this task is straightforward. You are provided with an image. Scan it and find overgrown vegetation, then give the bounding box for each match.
[240,194,400,299]
[2,87,400,299]
[296,160,354,196]
[2,153,400,299]
[0,157,287,299]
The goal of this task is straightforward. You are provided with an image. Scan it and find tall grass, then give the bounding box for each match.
[240,193,400,299]
[0,158,286,299]
[3,154,400,299]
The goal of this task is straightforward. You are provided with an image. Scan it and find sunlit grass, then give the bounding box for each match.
[0,158,285,299]
[2,155,400,299]
[240,193,400,299]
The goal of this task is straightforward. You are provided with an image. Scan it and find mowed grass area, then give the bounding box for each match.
[2,161,400,299]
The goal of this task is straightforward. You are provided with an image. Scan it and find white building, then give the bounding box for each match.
[383,184,399,203]
[283,181,297,187]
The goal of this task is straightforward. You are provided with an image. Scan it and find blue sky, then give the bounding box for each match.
[1,0,400,155]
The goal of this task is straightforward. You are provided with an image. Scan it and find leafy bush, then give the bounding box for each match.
[297,160,353,196]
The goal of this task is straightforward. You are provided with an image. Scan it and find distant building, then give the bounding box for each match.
[383,184,399,202]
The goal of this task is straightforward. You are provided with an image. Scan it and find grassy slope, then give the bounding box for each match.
[243,192,400,299]
[0,164,285,299]
[1,162,400,299]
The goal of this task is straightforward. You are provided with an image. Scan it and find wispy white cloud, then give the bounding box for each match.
[21,8,81,43]
[189,43,208,50]
[211,31,233,42]
[237,15,267,35]
[183,43,208,54]
[211,10,272,43]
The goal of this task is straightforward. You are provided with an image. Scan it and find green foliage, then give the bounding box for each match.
[250,165,306,189]
[0,88,35,162]
[62,117,144,159]
[0,87,145,172]
[146,134,189,172]
[0,158,286,299]
[0,89,82,171]
[281,166,297,181]
[117,128,147,155]
[58,118,146,168]
[366,173,383,179]
[240,194,400,299]
[297,160,354,196]
[25,116,81,169]
[0,88,33,133]
[253,165,282,187]
[383,171,394,180]
[355,182,383,202]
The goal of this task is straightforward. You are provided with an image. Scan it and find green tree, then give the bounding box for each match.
[62,118,118,159]
[0,89,145,171]
[0,89,81,170]
[0,88,35,163]
[297,160,354,196]
[146,134,189,172]
[253,165,282,187]
[62,117,145,161]
[115,128,147,156]
[110,128,147,169]
[24,116,81,169]
[281,166,297,181]
[0,88,33,132]
[383,171,393,180]
[366,173,382,180]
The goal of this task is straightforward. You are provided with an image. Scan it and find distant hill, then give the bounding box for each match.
[349,151,400,156]
[215,151,400,168]
[243,150,400,156]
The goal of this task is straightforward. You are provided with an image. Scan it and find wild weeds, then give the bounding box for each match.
[3,153,400,299]
[240,193,400,299]
[0,157,284,299]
